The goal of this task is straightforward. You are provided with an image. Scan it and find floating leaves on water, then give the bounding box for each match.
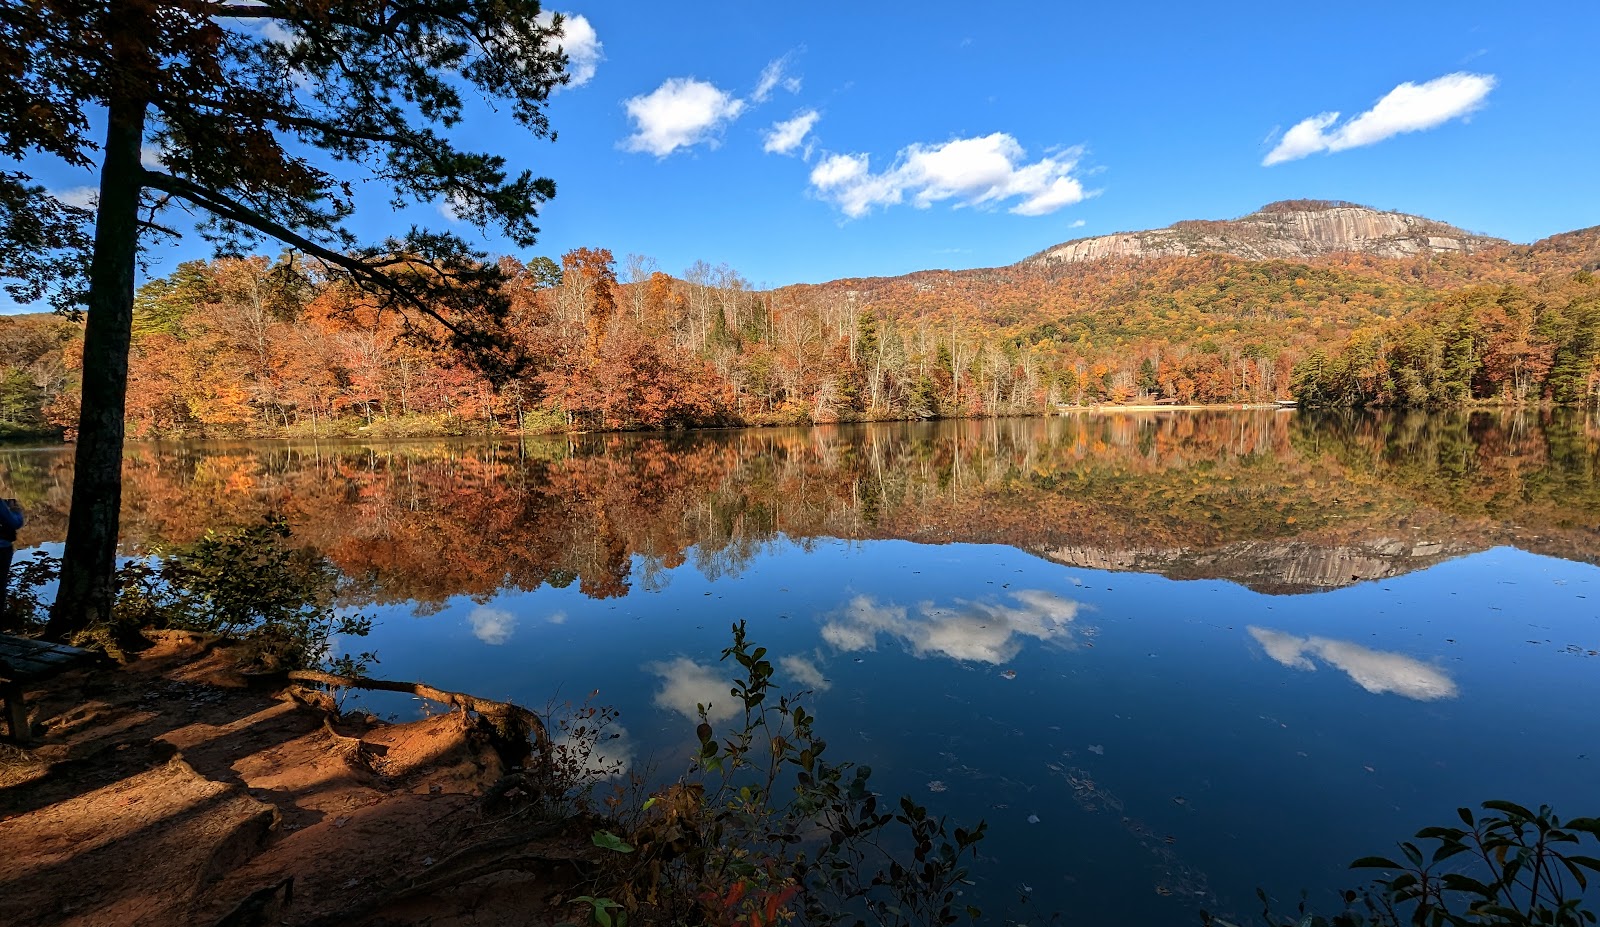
[927,780,947,793]
[1050,763,1210,902]
[999,669,1018,680]
[1088,744,1105,755]
[1026,814,1040,824]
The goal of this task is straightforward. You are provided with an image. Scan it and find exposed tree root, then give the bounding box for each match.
[301,823,583,927]
[283,670,552,770]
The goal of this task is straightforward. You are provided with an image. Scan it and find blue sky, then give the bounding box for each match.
[15,0,1600,309]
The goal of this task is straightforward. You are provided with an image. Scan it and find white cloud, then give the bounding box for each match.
[438,190,472,222]
[764,110,821,157]
[1248,627,1458,701]
[648,657,739,722]
[1263,72,1496,166]
[753,53,802,103]
[809,133,1088,218]
[1068,219,1086,229]
[622,78,747,157]
[820,590,1082,665]
[537,12,603,89]
[260,18,299,50]
[468,606,517,645]
[140,144,165,169]
[52,186,98,210]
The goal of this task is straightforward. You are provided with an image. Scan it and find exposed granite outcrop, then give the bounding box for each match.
[1026,200,1507,266]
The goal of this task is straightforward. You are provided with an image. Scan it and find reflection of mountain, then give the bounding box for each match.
[1,410,1596,604]
[1041,537,1465,594]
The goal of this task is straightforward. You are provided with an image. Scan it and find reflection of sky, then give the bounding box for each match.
[1248,627,1459,700]
[821,589,1082,664]
[649,656,739,722]
[553,722,635,779]
[779,653,830,691]
[469,606,518,644]
[348,540,1600,927]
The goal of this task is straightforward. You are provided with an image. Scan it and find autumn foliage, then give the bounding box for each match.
[2,228,1597,438]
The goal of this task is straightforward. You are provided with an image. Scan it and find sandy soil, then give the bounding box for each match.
[0,633,591,927]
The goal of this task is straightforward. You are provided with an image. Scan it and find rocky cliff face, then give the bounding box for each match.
[1025,200,1508,266]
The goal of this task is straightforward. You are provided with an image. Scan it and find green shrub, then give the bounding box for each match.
[573,621,986,927]
[6,516,373,673]
[1213,802,1600,927]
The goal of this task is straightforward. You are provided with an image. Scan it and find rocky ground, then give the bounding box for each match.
[0,633,591,927]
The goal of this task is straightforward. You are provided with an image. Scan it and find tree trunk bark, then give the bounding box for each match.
[44,97,146,641]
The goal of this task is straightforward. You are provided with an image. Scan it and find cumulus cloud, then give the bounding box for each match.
[820,590,1082,665]
[438,190,472,222]
[753,53,802,103]
[1068,218,1086,229]
[622,77,747,157]
[809,133,1088,218]
[1248,627,1458,701]
[468,606,518,645]
[259,18,300,49]
[52,186,98,210]
[537,11,603,89]
[648,657,739,722]
[1263,72,1496,166]
[764,109,821,157]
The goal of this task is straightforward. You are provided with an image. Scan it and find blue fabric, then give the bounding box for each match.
[0,503,23,550]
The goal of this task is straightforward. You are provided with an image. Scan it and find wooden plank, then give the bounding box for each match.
[0,634,94,682]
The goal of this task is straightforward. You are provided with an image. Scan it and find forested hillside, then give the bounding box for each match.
[2,202,1597,438]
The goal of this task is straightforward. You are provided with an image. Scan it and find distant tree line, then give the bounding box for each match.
[3,251,1598,439]
[1292,272,1600,408]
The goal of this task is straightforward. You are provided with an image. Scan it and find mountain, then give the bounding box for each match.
[1023,199,1510,266]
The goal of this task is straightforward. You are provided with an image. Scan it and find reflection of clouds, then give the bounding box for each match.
[1248,627,1458,701]
[648,657,739,722]
[821,590,1081,664]
[554,723,635,780]
[1252,626,1316,669]
[469,606,517,645]
[780,654,831,692]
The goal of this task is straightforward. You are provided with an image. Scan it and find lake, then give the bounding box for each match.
[4,410,1599,925]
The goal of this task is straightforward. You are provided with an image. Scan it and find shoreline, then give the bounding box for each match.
[0,632,585,927]
[10,400,1597,448]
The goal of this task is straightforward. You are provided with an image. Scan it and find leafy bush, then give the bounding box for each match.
[6,516,373,672]
[1212,801,1600,927]
[573,621,986,927]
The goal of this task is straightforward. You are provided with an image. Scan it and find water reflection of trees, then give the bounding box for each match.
[1,410,1596,606]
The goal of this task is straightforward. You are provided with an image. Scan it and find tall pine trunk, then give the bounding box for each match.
[44,98,146,641]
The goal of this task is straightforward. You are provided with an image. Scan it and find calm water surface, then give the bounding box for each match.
[5,410,1599,925]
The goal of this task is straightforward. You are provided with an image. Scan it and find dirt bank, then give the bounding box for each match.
[0,632,590,927]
